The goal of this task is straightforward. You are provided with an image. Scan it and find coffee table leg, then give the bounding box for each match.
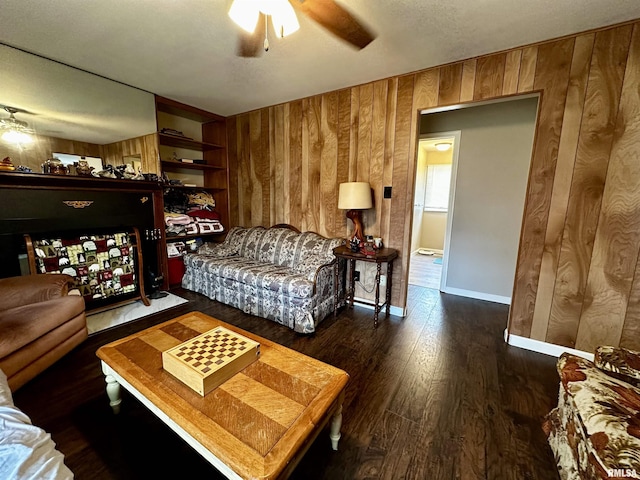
[101,364,122,414]
[330,404,343,451]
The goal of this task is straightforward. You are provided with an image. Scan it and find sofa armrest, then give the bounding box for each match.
[594,345,640,384]
[291,258,337,297]
[0,274,75,311]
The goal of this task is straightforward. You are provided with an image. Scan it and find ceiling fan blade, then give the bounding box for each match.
[237,12,267,57]
[291,0,375,49]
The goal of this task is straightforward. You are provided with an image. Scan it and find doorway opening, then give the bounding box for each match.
[408,133,459,290]
[407,95,540,303]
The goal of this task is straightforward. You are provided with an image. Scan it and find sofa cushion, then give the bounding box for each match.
[556,353,640,477]
[186,254,314,298]
[239,227,268,260]
[595,345,640,386]
[0,296,85,359]
[257,228,301,267]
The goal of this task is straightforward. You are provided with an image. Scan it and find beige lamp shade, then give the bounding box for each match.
[338,182,372,210]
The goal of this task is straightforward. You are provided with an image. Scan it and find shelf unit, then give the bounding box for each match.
[156,95,229,287]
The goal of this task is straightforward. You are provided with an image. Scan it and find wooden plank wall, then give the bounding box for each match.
[100,133,160,174]
[0,135,101,172]
[227,20,640,353]
[0,132,160,174]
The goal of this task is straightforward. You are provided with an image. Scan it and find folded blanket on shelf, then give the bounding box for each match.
[164,213,192,226]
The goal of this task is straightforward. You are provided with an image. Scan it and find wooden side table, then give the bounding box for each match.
[333,245,399,328]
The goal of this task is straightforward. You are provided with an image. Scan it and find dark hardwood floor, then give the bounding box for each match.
[12,286,561,479]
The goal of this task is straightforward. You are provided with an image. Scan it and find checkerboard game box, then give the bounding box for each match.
[162,326,261,396]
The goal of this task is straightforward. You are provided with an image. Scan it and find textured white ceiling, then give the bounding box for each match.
[1,0,639,117]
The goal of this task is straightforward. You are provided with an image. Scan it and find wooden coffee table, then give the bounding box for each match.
[96,312,349,479]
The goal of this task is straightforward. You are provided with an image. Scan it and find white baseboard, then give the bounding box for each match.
[351,296,406,317]
[504,329,594,361]
[442,286,511,305]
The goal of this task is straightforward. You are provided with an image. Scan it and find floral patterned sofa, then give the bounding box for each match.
[544,346,640,480]
[182,225,344,334]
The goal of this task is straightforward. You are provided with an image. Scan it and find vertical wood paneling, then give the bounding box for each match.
[509,38,574,338]
[518,46,539,93]
[438,63,463,105]
[337,89,351,237]
[309,96,323,233]
[622,37,640,352]
[389,75,415,306]
[530,33,595,342]
[227,117,240,226]
[0,135,101,173]
[274,105,285,225]
[267,107,276,225]
[575,25,637,351]
[249,111,263,227]
[621,30,640,348]
[357,84,373,182]
[349,88,360,183]
[381,78,398,247]
[460,59,477,102]
[413,69,440,110]
[547,26,632,347]
[502,50,522,95]
[289,101,303,228]
[301,98,310,232]
[474,53,507,100]
[370,80,388,236]
[320,92,338,237]
[237,114,252,226]
[226,20,640,346]
[282,104,291,225]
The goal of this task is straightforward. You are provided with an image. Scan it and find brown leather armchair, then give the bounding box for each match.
[0,274,87,391]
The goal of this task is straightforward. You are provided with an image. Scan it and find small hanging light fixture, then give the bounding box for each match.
[229,0,300,52]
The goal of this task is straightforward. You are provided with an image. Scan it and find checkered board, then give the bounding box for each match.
[162,326,260,396]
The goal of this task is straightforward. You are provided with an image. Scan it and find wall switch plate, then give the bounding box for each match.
[380,274,387,286]
[384,186,392,198]
[354,271,361,281]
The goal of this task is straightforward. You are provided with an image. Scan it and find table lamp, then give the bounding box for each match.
[338,182,373,244]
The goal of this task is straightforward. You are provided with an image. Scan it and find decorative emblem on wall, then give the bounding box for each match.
[140,196,149,204]
[63,200,94,209]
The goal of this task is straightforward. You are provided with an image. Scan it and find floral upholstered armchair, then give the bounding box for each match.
[545,346,640,480]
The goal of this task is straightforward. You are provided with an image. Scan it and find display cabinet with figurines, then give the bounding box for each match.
[24,228,150,312]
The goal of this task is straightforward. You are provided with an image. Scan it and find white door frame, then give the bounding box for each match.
[415,130,461,292]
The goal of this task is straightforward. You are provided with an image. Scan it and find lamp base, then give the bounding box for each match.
[346,209,365,245]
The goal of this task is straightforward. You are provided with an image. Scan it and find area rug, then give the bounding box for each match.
[433,257,443,265]
[87,292,188,334]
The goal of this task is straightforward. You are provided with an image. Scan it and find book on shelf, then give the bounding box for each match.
[179,158,205,164]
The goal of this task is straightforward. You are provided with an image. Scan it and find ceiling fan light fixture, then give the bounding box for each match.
[228,0,260,34]
[1,129,33,145]
[1,107,34,146]
[270,1,299,38]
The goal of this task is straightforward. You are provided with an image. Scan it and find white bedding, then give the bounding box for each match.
[0,369,73,479]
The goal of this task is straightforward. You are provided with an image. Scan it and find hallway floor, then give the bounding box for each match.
[408,251,443,290]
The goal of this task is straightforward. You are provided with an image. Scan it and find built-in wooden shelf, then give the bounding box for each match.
[158,132,223,151]
[161,160,226,171]
[165,232,226,243]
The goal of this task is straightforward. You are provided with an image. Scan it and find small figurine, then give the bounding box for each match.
[349,237,360,253]
[0,156,15,171]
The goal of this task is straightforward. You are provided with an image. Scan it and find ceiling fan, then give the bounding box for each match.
[0,106,35,145]
[228,0,376,57]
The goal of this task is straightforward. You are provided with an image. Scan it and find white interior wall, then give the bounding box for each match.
[420,96,538,300]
